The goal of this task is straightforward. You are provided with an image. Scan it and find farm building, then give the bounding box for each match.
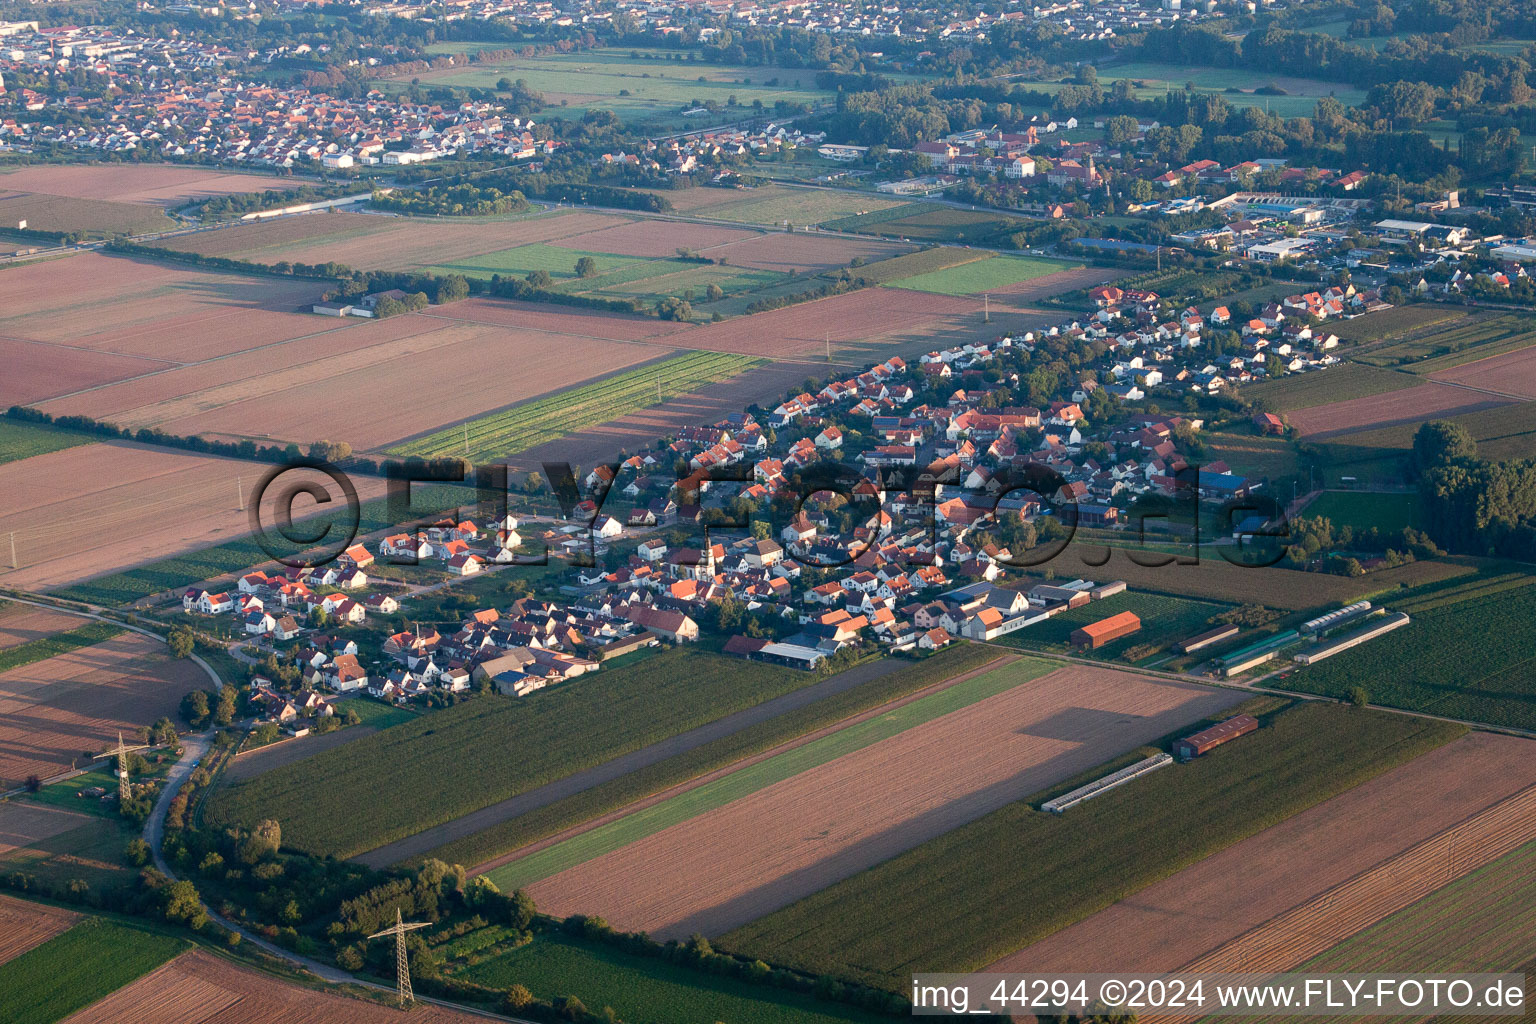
[1174,714,1259,760]
[1089,580,1128,599]
[1294,612,1411,665]
[1071,610,1141,650]
[1042,753,1172,813]
[1301,601,1373,637]
[1217,630,1299,678]
[1176,623,1239,655]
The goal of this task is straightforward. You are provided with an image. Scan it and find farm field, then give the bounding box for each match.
[999,731,1536,974]
[1285,382,1513,438]
[849,205,1027,245]
[0,630,206,786]
[1080,61,1367,115]
[58,948,487,1024]
[0,441,384,592]
[460,933,888,1024]
[1203,432,1302,480]
[484,654,1051,890]
[1431,343,1536,400]
[885,253,1077,296]
[524,663,1243,940]
[720,701,1463,990]
[1331,304,1466,343]
[407,46,836,127]
[0,191,176,235]
[676,186,909,227]
[389,350,764,460]
[0,894,77,965]
[1242,363,1419,411]
[705,230,909,274]
[1320,398,1536,462]
[0,164,295,207]
[0,419,94,466]
[1179,781,1536,984]
[548,218,758,257]
[421,646,1003,873]
[838,245,987,283]
[998,591,1233,662]
[1301,489,1426,533]
[1284,579,1536,731]
[0,918,187,1024]
[0,621,123,674]
[1350,311,1536,371]
[156,208,628,270]
[0,800,139,893]
[207,649,826,859]
[0,603,96,651]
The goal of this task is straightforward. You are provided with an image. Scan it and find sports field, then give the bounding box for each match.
[886,254,1076,296]
[1300,489,1426,534]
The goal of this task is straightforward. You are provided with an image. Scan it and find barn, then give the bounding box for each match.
[1070,610,1141,650]
[1174,714,1259,760]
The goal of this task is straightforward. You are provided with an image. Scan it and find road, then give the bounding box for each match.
[352,655,909,868]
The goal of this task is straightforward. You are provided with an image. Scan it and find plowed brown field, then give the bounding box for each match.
[0,165,293,206]
[548,219,757,257]
[1431,345,1536,400]
[0,337,169,408]
[421,296,690,341]
[0,605,89,651]
[59,949,486,1024]
[1288,382,1513,437]
[0,892,79,964]
[526,665,1241,939]
[0,441,386,591]
[997,731,1536,975]
[0,631,206,785]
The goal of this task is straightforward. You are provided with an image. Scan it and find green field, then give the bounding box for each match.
[389,350,762,461]
[1321,400,1536,462]
[859,206,1030,245]
[699,188,909,227]
[462,933,888,1024]
[1350,312,1536,370]
[484,655,1056,889]
[1242,363,1418,411]
[207,648,830,858]
[0,419,95,465]
[408,46,836,127]
[1331,305,1464,343]
[0,621,124,674]
[1300,490,1425,534]
[423,645,1001,870]
[0,918,187,1024]
[885,254,1073,296]
[1077,62,1367,116]
[0,193,176,237]
[998,591,1233,662]
[424,242,646,282]
[720,702,1463,989]
[1284,577,1536,729]
[1204,432,1303,480]
[836,246,986,284]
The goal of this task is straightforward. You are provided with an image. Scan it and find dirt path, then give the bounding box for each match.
[351,657,912,868]
[469,653,1017,876]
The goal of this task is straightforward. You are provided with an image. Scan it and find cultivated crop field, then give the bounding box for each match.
[548,218,757,258]
[0,164,294,207]
[0,630,206,786]
[687,186,909,227]
[0,420,94,466]
[1285,382,1513,438]
[840,246,988,283]
[708,230,910,274]
[207,649,821,859]
[525,663,1242,939]
[1351,312,1536,371]
[485,654,1046,890]
[1320,398,1536,462]
[390,350,762,460]
[0,603,97,651]
[0,894,77,966]
[1001,731,1536,974]
[1242,363,1418,411]
[424,646,1003,873]
[720,701,1463,990]
[461,934,887,1024]
[0,191,176,235]
[58,949,486,1024]
[0,919,187,1024]
[1285,579,1536,730]
[1331,304,1465,344]
[0,621,122,673]
[858,206,1027,245]
[1431,343,1536,399]
[885,253,1077,296]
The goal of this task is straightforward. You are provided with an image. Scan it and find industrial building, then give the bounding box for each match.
[1174,714,1259,760]
[1176,623,1239,655]
[1294,612,1411,665]
[1071,610,1141,650]
[1042,754,1172,813]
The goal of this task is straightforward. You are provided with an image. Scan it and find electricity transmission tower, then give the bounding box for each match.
[98,731,150,804]
[367,908,430,1007]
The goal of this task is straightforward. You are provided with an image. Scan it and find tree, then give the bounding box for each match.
[526,269,553,289]
[179,690,211,728]
[656,296,693,321]
[574,256,599,278]
[167,626,195,660]
[524,471,544,494]
[237,819,281,864]
[123,838,151,867]
[308,439,352,463]
[705,283,724,302]
[1413,420,1477,472]
[1349,685,1370,707]
[160,879,208,929]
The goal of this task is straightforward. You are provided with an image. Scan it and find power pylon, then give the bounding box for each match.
[367,907,430,1008]
[98,731,150,804]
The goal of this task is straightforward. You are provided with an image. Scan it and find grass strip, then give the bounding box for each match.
[423,644,1001,871]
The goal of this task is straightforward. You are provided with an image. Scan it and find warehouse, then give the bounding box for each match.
[1071,610,1141,650]
[1042,754,1172,813]
[1217,629,1299,678]
[1294,612,1411,665]
[1176,623,1239,655]
[1174,714,1259,760]
[1302,601,1372,637]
